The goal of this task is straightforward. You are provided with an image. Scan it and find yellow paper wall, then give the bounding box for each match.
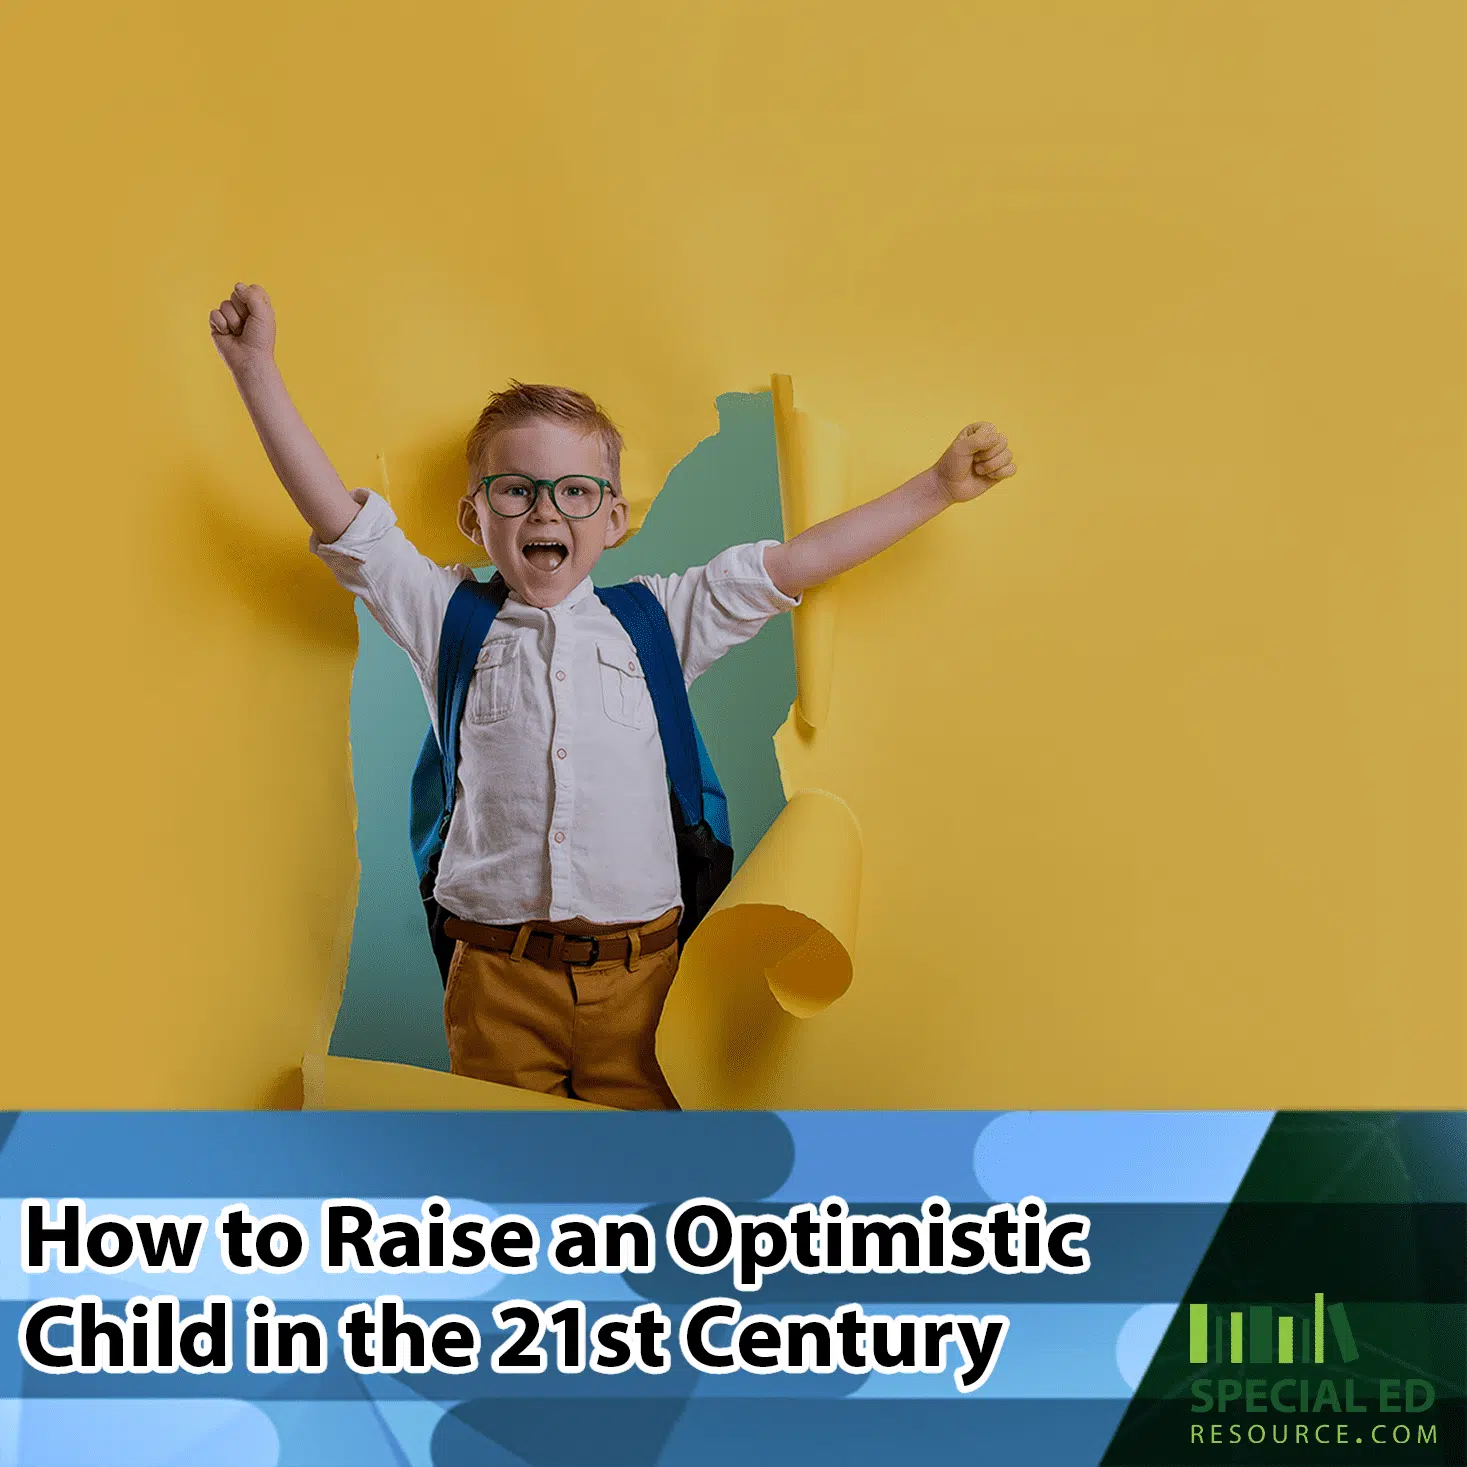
[1,1,1460,1107]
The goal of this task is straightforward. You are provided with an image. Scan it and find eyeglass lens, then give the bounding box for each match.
[486,476,605,518]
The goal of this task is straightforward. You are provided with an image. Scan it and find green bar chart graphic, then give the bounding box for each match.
[1187,1296,1356,1366]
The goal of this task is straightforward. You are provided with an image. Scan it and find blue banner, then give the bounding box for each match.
[3,1112,1462,1465]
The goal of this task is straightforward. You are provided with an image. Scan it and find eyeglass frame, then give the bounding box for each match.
[477,473,616,520]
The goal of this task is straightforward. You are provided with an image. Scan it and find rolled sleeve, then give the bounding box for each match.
[635,539,800,686]
[311,488,470,680]
[703,539,802,619]
[310,488,395,573]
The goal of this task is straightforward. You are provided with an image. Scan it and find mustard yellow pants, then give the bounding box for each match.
[443,909,681,1111]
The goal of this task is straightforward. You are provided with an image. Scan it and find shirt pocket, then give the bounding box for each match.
[597,640,652,730]
[466,637,519,725]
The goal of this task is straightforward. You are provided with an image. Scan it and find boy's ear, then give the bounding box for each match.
[457,493,483,548]
[603,493,629,547]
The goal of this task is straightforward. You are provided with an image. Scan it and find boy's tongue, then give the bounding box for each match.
[524,543,567,572]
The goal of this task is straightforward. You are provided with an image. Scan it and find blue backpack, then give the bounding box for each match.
[409,573,733,981]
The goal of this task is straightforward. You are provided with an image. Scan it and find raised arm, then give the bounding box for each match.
[208,283,361,544]
[762,422,1017,598]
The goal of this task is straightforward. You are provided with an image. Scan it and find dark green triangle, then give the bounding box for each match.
[1101,1114,1467,1465]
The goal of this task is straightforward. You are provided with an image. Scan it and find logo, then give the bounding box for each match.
[1188,1293,1357,1366]
[1184,1292,1438,1452]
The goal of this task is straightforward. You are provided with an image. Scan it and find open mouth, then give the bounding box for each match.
[522,539,569,573]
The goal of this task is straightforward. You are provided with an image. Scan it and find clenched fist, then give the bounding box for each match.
[208,283,276,374]
[934,422,1017,504]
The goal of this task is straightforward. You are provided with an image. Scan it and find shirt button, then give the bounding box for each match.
[556,748,567,760]
[627,660,636,672]
[553,831,565,844]
[555,670,566,681]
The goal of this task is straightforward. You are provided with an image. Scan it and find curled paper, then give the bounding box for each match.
[695,788,861,1018]
[656,377,867,1106]
[771,374,848,730]
[658,789,863,1108]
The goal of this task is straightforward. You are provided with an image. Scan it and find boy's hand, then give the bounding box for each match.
[208,283,276,374]
[934,422,1017,504]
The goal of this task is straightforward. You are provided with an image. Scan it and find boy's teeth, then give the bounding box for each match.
[524,542,568,571]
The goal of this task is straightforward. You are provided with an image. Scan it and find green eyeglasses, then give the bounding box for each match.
[479,473,614,520]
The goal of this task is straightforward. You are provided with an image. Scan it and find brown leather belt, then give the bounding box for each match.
[442,914,678,967]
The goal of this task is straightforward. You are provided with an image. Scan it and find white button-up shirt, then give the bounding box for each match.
[313,489,798,926]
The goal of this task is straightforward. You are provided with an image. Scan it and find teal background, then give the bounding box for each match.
[329,391,796,1070]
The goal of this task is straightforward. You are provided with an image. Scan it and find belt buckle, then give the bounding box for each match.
[566,936,601,966]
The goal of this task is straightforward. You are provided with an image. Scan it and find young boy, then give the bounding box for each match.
[210,281,1017,1111]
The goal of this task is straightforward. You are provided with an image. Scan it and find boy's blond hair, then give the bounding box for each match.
[465,382,625,490]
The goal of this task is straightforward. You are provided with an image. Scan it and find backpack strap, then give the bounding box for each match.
[437,574,510,807]
[691,721,732,849]
[409,573,508,878]
[594,581,703,829]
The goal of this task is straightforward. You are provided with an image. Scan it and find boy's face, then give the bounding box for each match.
[459,418,628,608]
